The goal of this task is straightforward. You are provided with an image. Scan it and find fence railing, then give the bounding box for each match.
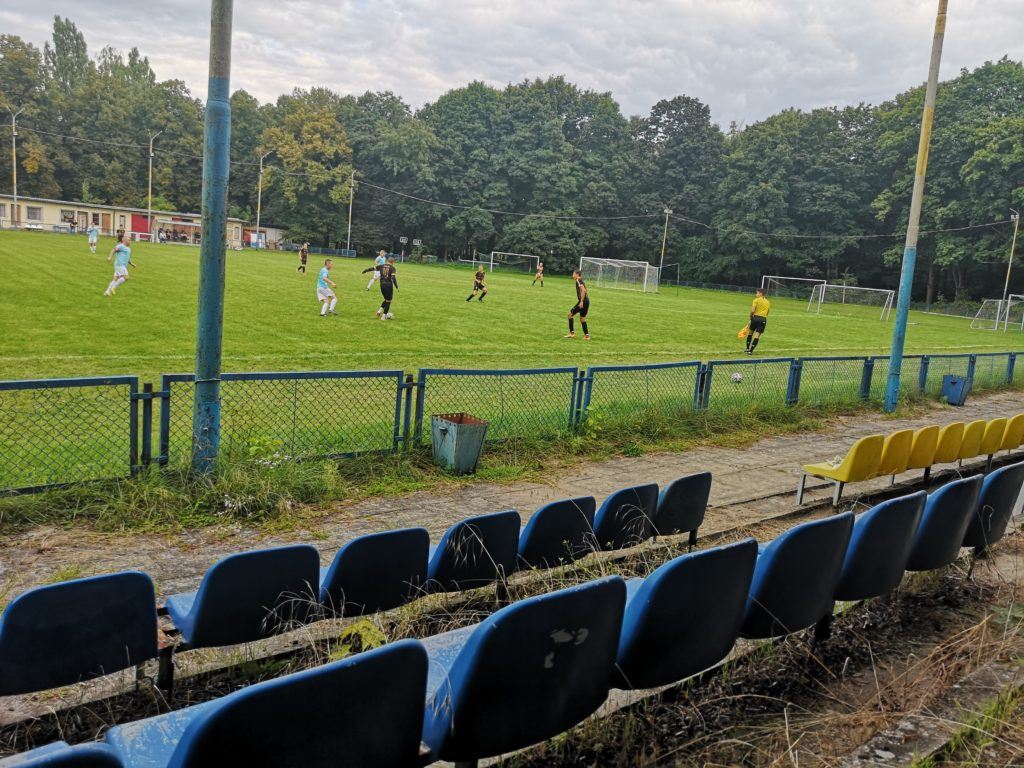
[2,351,1021,494]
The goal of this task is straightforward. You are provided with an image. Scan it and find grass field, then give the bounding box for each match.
[1,230,1017,383]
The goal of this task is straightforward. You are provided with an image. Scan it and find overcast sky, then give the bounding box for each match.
[3,1,1021,124]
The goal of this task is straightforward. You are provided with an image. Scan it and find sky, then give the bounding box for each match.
[2,1,1022,125]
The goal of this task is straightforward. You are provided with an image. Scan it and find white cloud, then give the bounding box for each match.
[6,1,1023,124]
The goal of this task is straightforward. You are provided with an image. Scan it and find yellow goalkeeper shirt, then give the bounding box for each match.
[751,297,771,318]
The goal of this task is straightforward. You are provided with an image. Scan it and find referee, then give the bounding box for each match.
[746,288,770,354]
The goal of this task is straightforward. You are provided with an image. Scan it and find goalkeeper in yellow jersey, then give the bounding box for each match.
[746,288,770,354]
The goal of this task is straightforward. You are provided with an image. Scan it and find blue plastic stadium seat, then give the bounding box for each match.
[105,640,427,768]
[427,510,521,592]
[906,475,982,572]
[834,492,925,601]
[420,576,626,763]
[592,483,659,551]
[318,528,429,615]
[517,496,596,568]
[615,538,757,690]
[963,461,1024,555]
[0,572,157,696]
[654,472,712,545]
[741,513,854,639]
[164,545,320,648]
[0,743,122,767]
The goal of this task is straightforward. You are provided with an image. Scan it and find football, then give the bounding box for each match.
[731,372,744,384]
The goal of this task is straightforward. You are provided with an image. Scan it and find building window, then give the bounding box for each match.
[92,213,100,225]
[0,203,6,219]
[60,209,75,223]
[26,206,43,222]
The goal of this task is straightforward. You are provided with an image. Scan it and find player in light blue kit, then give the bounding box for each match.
[317,259,338,316]
[365,249,387,290]
[104,235,136,296]
[87,223,100,253]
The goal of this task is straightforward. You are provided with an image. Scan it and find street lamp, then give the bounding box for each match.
[7,106,25,228]
[1000,208,1020,332]
[147,129,163,239]
[659,208,673,270]
[255,150,272,248]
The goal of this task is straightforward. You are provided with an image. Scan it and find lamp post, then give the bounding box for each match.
[147,129,163,240]
[346,169,355,252]
[7,106,25,228]
[1001,209,1020,332]
[883,0,948,413]
[659,208,672,270]
[255,150,271,248]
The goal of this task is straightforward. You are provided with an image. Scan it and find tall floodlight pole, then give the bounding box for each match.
[147,130,163,239]
[659,208,672,270]
[7,106,24,228]
[346,169,355,251]
[883,0,948,413]
[255,150,270,247]
[192,0,233,474]
[1000,209,1020,332]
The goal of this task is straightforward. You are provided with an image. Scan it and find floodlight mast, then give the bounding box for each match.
[1000,210,1019,332]
[884,0,947,413]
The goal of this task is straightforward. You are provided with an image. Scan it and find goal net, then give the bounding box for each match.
[760,275,827,301]
[809,283,895,321]
[579,257,660,293]
[972,295,1024,331]
[490,251,540,273]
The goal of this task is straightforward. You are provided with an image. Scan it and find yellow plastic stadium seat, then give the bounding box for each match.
[906,426,939,478]
[797,434,884,507]
[932,422,965,467]
[1000,413,1024,452]
[980,418,1008,469]
[957,420,987,464]
[873,429,914,483]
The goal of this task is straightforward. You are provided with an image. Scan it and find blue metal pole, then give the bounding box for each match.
[884,0,947,413]
[191,0,233,473]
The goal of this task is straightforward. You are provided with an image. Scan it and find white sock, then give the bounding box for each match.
[366,278,375,290]
[105,279,118,293]
[114,277,126,290]
[320,301,328,316]
[329,297,337,311]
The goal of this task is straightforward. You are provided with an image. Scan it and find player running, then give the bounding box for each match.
[375,258,399,320]
[466,266,488,302]
[317,259,338,316]
[365,249,387,290]
[104,235,136,296]
[565,268,590,339]
[297,242,309,274]
[532,261,544,287]
[745,287,771,354]
[87,223,100,254]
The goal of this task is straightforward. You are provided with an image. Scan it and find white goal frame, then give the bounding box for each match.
[972,295,1024,332]
[760,275,827,299]
[489,251,541,273]
[578,257,660,293]
[809,283,895,321]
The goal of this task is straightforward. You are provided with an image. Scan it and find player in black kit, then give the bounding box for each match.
[375,258,399,320]
[466,267,488,302]
[565,269,590,339]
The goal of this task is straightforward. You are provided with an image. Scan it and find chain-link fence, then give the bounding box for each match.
[922,354,973,397]
[795,357,869,408]
[159,371,405,467]
[415,367,578,443]
[968,353,1011,392]
[867,355,925,402]
[583,362,701,423]
[702,358,795,411]
[0,377,138,493]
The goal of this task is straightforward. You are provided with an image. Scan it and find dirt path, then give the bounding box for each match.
[2,390,1022,599]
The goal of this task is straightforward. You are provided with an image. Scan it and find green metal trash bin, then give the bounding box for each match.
[431,413,489,475]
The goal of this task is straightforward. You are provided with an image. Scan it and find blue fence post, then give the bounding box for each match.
[785,360,802,406]
[391,373,404,453]
[158,374,172,467]
[401,374,415,449]
[966,354,977,392]
[128,378,140,475]
[140,382,153,468]
[575,368,593,427]
[1009,353,1017,385]
[860,358,875,400]
[699,364,711,410]
[918,356,930,395]
[413,370,427,442]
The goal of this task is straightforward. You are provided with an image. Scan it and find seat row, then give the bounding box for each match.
[798,412,1024,505]
[0,474,712,697]
[8,462,1023,768]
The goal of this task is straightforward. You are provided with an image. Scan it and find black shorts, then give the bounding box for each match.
[473,281,485,291]
[570,301,590,317]
[750,316,767,333]
[380,284,394,301]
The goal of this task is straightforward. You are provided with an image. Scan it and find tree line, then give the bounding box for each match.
[1,17,1023,303]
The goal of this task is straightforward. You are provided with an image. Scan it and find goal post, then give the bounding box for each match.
[578,257,660,293]
[809,283,895,321]
[489,251,540,273]
[972,295,1024,332]
[760,275,827,300]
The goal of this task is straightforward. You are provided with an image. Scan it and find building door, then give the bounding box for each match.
[101,213,111,234]
[78,211,88,230]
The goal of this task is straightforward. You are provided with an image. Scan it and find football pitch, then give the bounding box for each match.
[0,230,1012,384]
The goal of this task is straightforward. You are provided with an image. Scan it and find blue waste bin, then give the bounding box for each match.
[431,413,489,474]
[941,374,970,406]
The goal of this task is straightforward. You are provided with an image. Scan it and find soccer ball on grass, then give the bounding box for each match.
[730,372,744,384]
